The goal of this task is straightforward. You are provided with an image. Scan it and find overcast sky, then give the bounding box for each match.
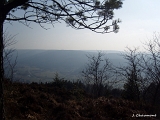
[4,0,160,51]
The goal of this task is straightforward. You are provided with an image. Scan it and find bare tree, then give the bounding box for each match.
[3,31,17,81]
[82,52,112,98]
[141,34,160,105]
[116,47,145,101]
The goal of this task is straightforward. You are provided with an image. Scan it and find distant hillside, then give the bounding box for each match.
[9,50,126,82]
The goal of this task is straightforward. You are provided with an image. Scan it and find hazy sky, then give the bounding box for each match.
[4,0,160,51]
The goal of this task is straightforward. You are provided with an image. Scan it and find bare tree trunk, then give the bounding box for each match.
[152,83,160,106]
[0,2,5,119]
[0,22,4,120]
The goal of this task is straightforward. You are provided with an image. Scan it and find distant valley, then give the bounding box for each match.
[6,50,126,83]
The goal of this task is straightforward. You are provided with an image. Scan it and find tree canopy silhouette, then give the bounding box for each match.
[3,0,123,33]
[0,0,123,119]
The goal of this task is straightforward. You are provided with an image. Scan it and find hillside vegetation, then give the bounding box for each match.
[4,79,159,120]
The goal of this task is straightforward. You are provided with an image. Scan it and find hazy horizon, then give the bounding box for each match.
[14,49,123,51]
[7,50,125,83]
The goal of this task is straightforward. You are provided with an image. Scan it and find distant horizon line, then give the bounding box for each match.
[15,49,123,52]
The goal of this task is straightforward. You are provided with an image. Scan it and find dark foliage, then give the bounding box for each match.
[3,79,159,120]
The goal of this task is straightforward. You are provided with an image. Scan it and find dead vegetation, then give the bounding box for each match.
[3,79,158,120]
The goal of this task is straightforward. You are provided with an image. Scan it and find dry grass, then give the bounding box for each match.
[4,80,158,120]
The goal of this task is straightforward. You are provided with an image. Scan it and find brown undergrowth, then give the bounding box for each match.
[3,80,158,120]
